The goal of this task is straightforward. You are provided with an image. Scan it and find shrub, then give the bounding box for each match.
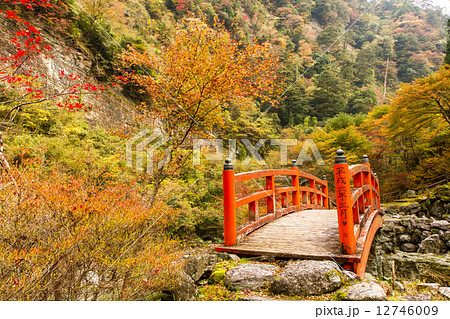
[0,161,182,300]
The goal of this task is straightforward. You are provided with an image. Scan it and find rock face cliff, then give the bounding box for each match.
[0,16,136,129]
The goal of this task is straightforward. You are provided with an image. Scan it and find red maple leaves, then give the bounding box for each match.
[0,0,109,119]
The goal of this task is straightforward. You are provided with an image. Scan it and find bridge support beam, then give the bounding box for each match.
[333,149,356,255]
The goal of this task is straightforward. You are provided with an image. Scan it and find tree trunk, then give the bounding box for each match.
[383,57,390,97]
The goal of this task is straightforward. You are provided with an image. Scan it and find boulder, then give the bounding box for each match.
[238,296,277,301]
[438,287,450,299]
[407,218,417,233]
[394,281,405,292]
[183,253,217,282]
[405,293,431,301]
[444,231,450,242]
[247,255,275,262]
[345,282,387,301]
[416,217,431,231]
[406,190,416,197]
[225,263,278,291]
[401,243,418,252]
[430,200,445,219]
[398,234,411,243]
[384,205,399,215]
[417,234,441,254]
[411,229,422,244]
[342,270,360,283]
[409,202,421,214]
[431,220,450,231]
[215,252,241,262]
[271,260,342,295]
[173,272,197,301]
[363,273,375,282]
[395,226,407,234]
[421,230,431,241]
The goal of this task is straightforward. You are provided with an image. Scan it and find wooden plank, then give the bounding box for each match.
[217,209,362,262]
[236,206,298,239]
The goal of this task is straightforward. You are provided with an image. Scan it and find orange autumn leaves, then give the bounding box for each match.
[118,19,281,142]
[0,162,181,300]
[388,65,450,138]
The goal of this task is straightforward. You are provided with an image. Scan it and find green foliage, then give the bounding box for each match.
[331,290,347,301]
[72,14,118,76]
[197,285,236,301]
[208,269,227,285]
[326,113,367,131]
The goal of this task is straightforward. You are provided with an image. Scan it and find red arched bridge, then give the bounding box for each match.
[215,149,382,278]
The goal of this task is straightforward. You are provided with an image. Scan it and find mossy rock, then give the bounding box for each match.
[197,285,236,301]
[209,268,227,284]
[332,290,347,301]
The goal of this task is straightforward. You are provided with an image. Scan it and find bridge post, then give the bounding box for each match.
[291,160,300,209]
[362,155,374,213]
[266,176,276,213]
[333,149,356,254]
[223,158,236,246]
[322,175,329,209]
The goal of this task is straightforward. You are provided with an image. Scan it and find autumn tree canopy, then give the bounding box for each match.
[388,65,450,138]
[118,19,280,146]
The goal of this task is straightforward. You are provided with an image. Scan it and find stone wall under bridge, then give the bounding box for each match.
[366,190,450,285]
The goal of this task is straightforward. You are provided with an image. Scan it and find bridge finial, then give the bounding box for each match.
[224,158,233,171]
[291,159,297,167]
[374,172,378,179]
[334,149,347,164]
[322,175,327,181]
[362,155,369,164]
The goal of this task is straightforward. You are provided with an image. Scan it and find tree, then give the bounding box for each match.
[446,18,450,65]
[118,19,280,207]
[0,0,105,179]
[311,64,350,120]
[347,88,378,114]
[388,65,450,138]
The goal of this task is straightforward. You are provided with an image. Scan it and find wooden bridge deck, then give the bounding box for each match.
[216,210,361,263]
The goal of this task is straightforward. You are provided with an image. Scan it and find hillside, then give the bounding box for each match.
[71,0,449,124]
[0,0,449,301]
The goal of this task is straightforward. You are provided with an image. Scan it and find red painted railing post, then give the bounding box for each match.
[322,175,329,209]
[223,158,236,246]
[362,155,374,213]
[353,172,362,224]
[291,160,300,209]
[309,179,316,205]
[266,175,275,213]
[333,149,356,254]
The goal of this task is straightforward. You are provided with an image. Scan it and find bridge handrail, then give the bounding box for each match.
[222,159,329,246]
[235,169,328,187]
[333,150,381,255]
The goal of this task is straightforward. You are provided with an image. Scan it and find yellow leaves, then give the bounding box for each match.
[117,18,280,144]
[388,65,450,139]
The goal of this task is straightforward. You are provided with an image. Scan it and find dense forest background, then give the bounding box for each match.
[0,0,449,300]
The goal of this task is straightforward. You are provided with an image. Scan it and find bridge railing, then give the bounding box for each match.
[333,149,381,255]
[223,159,329,246]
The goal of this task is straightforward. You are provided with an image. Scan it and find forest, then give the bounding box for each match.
[0,0,449,300]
